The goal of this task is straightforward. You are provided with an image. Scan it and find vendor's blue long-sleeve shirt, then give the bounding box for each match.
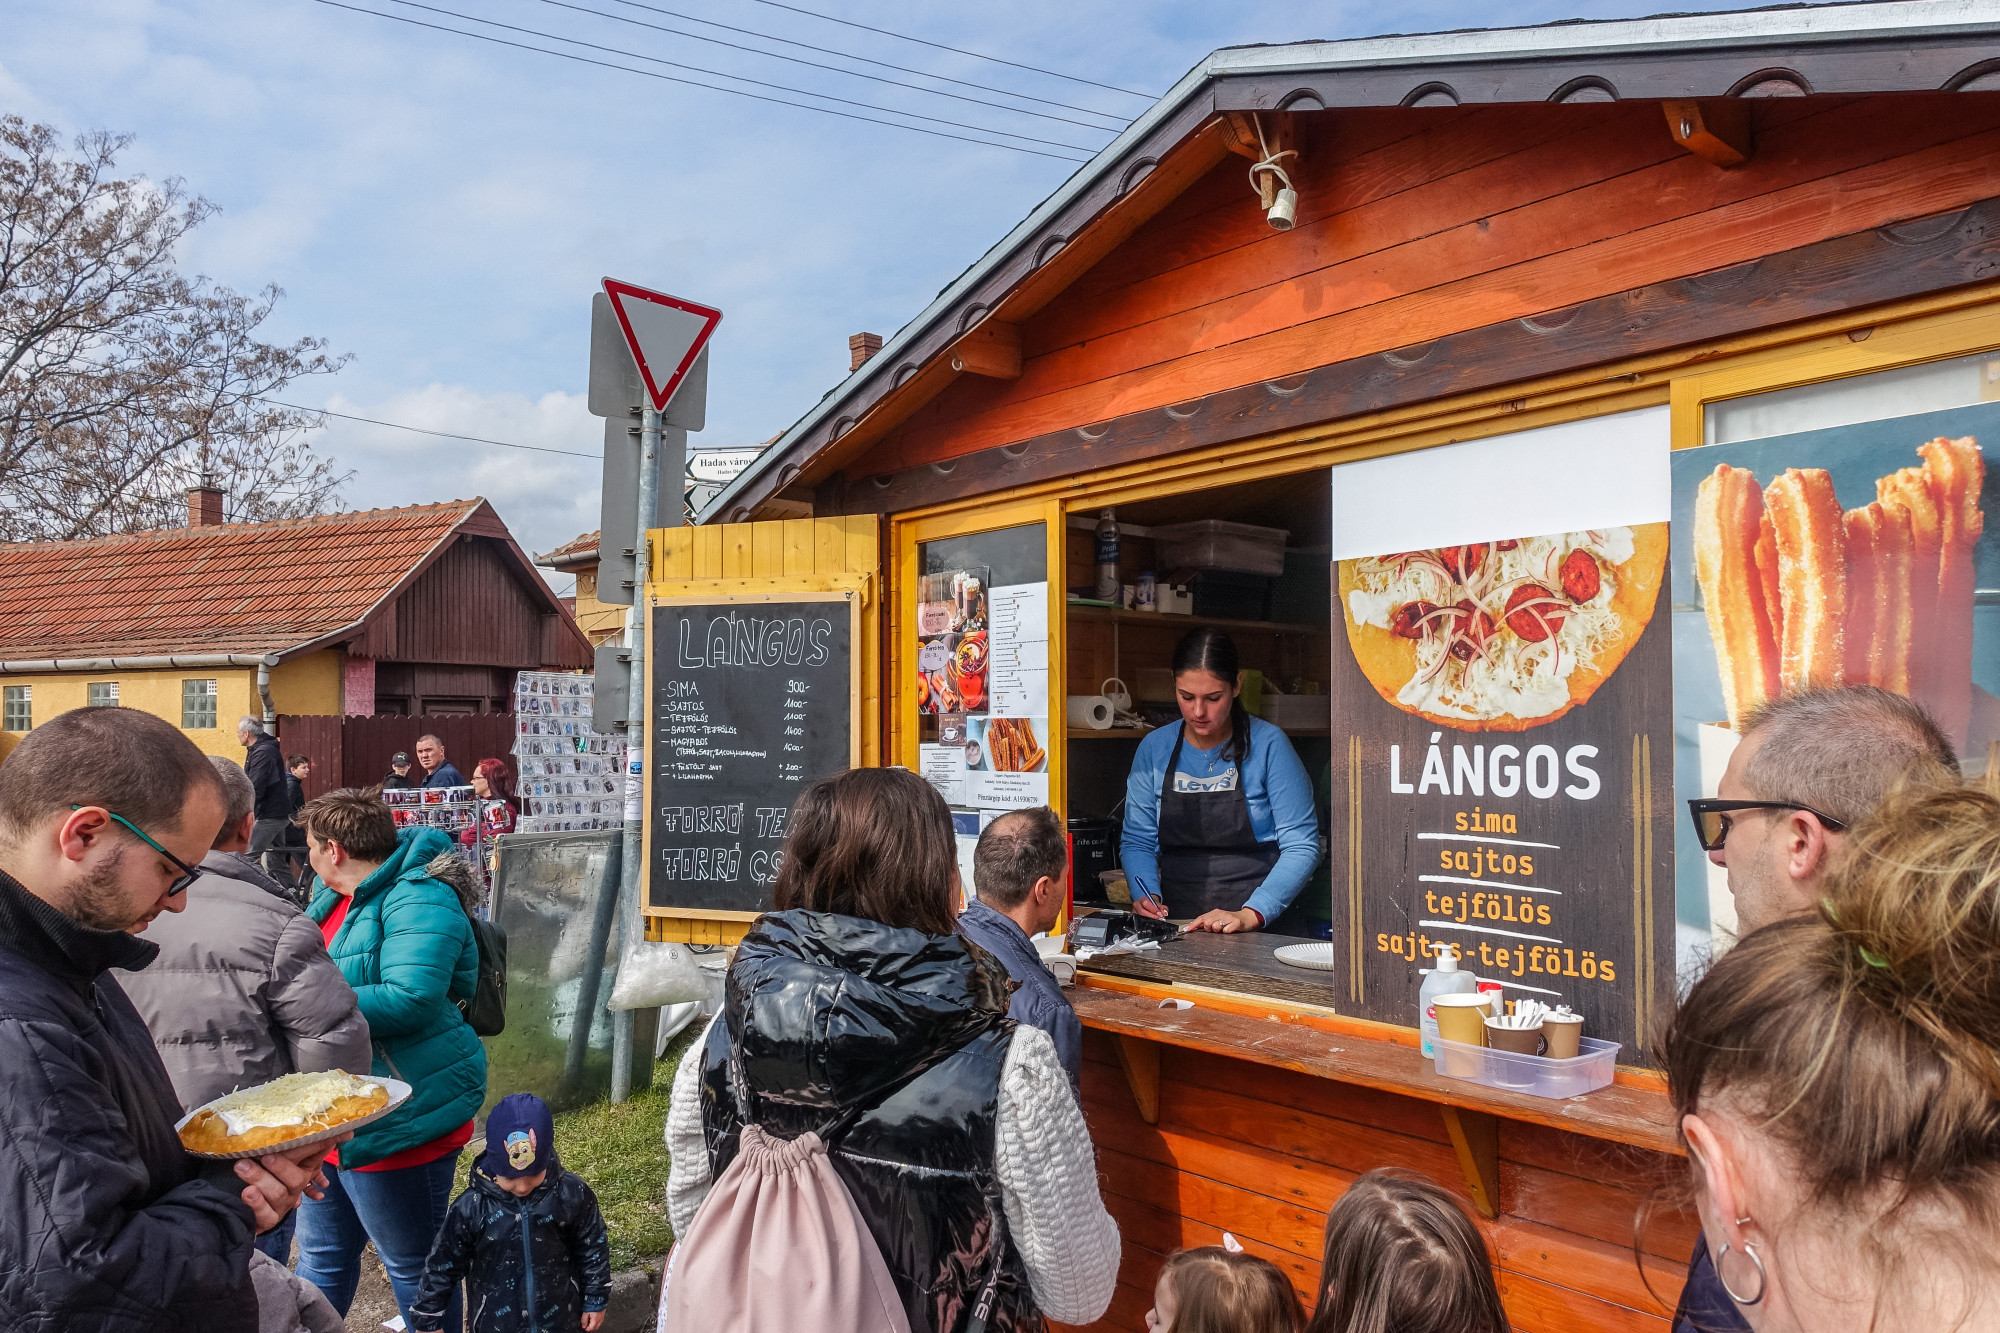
[1120,717,1320,924]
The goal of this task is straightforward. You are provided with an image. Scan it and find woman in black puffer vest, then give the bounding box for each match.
[665,768,1119,1332]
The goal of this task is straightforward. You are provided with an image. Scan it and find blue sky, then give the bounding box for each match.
[5,0,1717,583]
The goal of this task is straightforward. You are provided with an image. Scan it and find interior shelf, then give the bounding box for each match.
[1068,723,1331,740]
[1066,604,1324,637]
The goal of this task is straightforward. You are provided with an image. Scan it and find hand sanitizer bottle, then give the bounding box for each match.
[1419,943,1478,1057]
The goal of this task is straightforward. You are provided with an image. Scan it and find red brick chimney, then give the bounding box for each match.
[848,332,883,372]
[187,482,225,528]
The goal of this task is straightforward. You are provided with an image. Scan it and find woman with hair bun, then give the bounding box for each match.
[1665,779,2000,1333]
[1120,628,1319,933]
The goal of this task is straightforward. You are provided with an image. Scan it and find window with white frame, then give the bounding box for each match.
[3,686,31,732]
[88,682,119,707]
[181,678,218,729]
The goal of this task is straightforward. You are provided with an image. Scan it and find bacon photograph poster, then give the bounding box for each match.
[1671,382,2000,953]
[1325,412,1679,1064]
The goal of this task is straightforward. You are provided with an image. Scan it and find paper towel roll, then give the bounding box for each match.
[1066,695,1114,730]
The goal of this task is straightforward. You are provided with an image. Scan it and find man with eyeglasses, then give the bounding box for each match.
[1672,683,1957,1333]
[1692,684,1957,938]
[0,707,341,1332]
[119,756,370,1265]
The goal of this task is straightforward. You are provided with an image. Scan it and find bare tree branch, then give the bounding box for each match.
[0,115,352,542]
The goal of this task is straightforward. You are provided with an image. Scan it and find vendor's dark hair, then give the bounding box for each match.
[1172,627,1251,764]
[774,767,958,936]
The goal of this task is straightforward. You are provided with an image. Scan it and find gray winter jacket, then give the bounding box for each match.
[120,851,371,1111]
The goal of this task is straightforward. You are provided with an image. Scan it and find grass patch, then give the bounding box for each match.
[458,1025,702,1272]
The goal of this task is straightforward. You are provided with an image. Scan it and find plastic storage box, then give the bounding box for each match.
[1432,1034,1619,1099]
[1151,520,1289,576]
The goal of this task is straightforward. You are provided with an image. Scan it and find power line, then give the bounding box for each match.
[272,400,601,457]
[741,0,1158,101]
[589,0,1129,123]
[321,0,1092,159]
[384,0,1101,151]
[534,0,1122,134]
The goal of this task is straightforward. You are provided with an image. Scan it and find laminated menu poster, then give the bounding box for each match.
[1671,403,2000,949]
[1326,516,1679,1064]
[918,578,1050,810]
[645,598,854,914]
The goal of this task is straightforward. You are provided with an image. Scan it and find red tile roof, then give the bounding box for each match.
[537,530,600,569]
[0,500,492,661]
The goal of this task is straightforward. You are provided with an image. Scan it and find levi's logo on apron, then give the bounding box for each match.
[1157,724,1279,919]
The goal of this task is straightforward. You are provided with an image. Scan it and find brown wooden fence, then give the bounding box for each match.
[277,714,520,795]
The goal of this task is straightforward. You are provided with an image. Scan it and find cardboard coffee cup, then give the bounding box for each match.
[1541,1013,1584,1059]
[1484,1019,1546,1057]
[1433,993,1491,1048]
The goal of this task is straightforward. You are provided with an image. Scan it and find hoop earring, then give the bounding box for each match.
[1716,1240,1767,1307]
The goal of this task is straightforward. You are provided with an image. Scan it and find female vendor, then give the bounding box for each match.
[1121,627,1320,933]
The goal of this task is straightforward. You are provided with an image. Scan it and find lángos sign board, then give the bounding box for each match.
[644,593,858,916]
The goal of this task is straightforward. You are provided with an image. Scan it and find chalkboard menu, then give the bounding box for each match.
[646,598,854,913]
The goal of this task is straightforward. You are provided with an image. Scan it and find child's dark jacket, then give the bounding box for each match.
[410,1161,611,1333]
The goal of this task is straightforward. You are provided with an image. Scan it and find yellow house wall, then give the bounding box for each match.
[270,650,344,716]
[571,565,626,644]
[0,649,346,765]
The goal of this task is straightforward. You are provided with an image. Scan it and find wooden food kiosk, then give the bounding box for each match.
[645,7,2000,1328]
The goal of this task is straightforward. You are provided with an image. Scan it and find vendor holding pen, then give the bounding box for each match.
[1120,627,1320,933]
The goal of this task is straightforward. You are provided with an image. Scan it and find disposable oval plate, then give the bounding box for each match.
[176,1077,412,1160]
[1273,941,1339,971]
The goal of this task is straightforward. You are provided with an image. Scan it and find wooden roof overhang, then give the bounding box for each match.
[705,1,2000,523]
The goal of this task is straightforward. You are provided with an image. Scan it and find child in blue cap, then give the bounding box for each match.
[411,1093,613,1333]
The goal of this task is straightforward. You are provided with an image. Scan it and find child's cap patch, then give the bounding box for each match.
[482,1092,555,1177]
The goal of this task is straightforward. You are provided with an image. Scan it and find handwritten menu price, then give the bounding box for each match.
[647,601,852,913]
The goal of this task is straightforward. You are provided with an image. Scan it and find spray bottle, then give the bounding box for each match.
[1093,510,1120,602]
[1418,943,1478,1057]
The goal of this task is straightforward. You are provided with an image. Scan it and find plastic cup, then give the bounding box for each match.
[1541,1014,1584,1060]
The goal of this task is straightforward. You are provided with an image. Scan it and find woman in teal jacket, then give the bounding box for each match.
[294,791,486,1333]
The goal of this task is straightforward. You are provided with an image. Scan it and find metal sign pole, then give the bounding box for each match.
[611,402,662,1103]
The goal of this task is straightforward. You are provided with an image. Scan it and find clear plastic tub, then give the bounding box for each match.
[1432,1034,1619,1099]
[1150,520,1289,576]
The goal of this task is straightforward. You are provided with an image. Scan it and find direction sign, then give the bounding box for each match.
[601,279,721,414]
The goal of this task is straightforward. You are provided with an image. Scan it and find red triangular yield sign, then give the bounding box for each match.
[601,279,722,413]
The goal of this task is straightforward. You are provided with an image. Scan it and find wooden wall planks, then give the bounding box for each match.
[1065,1030,1692,1333]
[860,94,2000,478]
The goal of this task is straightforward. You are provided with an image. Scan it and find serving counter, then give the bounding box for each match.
[1058,937,1693,1333]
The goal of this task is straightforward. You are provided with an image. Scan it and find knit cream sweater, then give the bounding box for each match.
[665,1015,1120,1326]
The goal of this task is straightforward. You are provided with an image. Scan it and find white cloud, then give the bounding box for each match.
[7,0,1716,582]
[314,385,602,588]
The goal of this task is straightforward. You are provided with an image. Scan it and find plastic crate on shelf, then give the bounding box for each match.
[1150,520,1289,576]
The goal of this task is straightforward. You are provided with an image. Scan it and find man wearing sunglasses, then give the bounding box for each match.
[1672,684,1956,1333]
[0,707,343,1332]
[1690,684,1957,938]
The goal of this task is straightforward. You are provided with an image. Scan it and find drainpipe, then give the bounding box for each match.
[257,659,276,727]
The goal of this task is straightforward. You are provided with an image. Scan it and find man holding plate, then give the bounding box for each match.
[0,708,338,1333]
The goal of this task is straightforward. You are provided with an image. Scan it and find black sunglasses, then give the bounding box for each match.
[1686,797,1847,852]
[71,805,202,896]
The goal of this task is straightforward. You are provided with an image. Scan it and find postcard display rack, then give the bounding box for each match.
[512,671,623,834]
[382,783,485,884]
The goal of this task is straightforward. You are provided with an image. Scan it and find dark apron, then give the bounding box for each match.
[1157,723,1282,919]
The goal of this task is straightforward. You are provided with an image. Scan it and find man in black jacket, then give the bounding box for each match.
[0,707,338,1333]
[238,715,290,881]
